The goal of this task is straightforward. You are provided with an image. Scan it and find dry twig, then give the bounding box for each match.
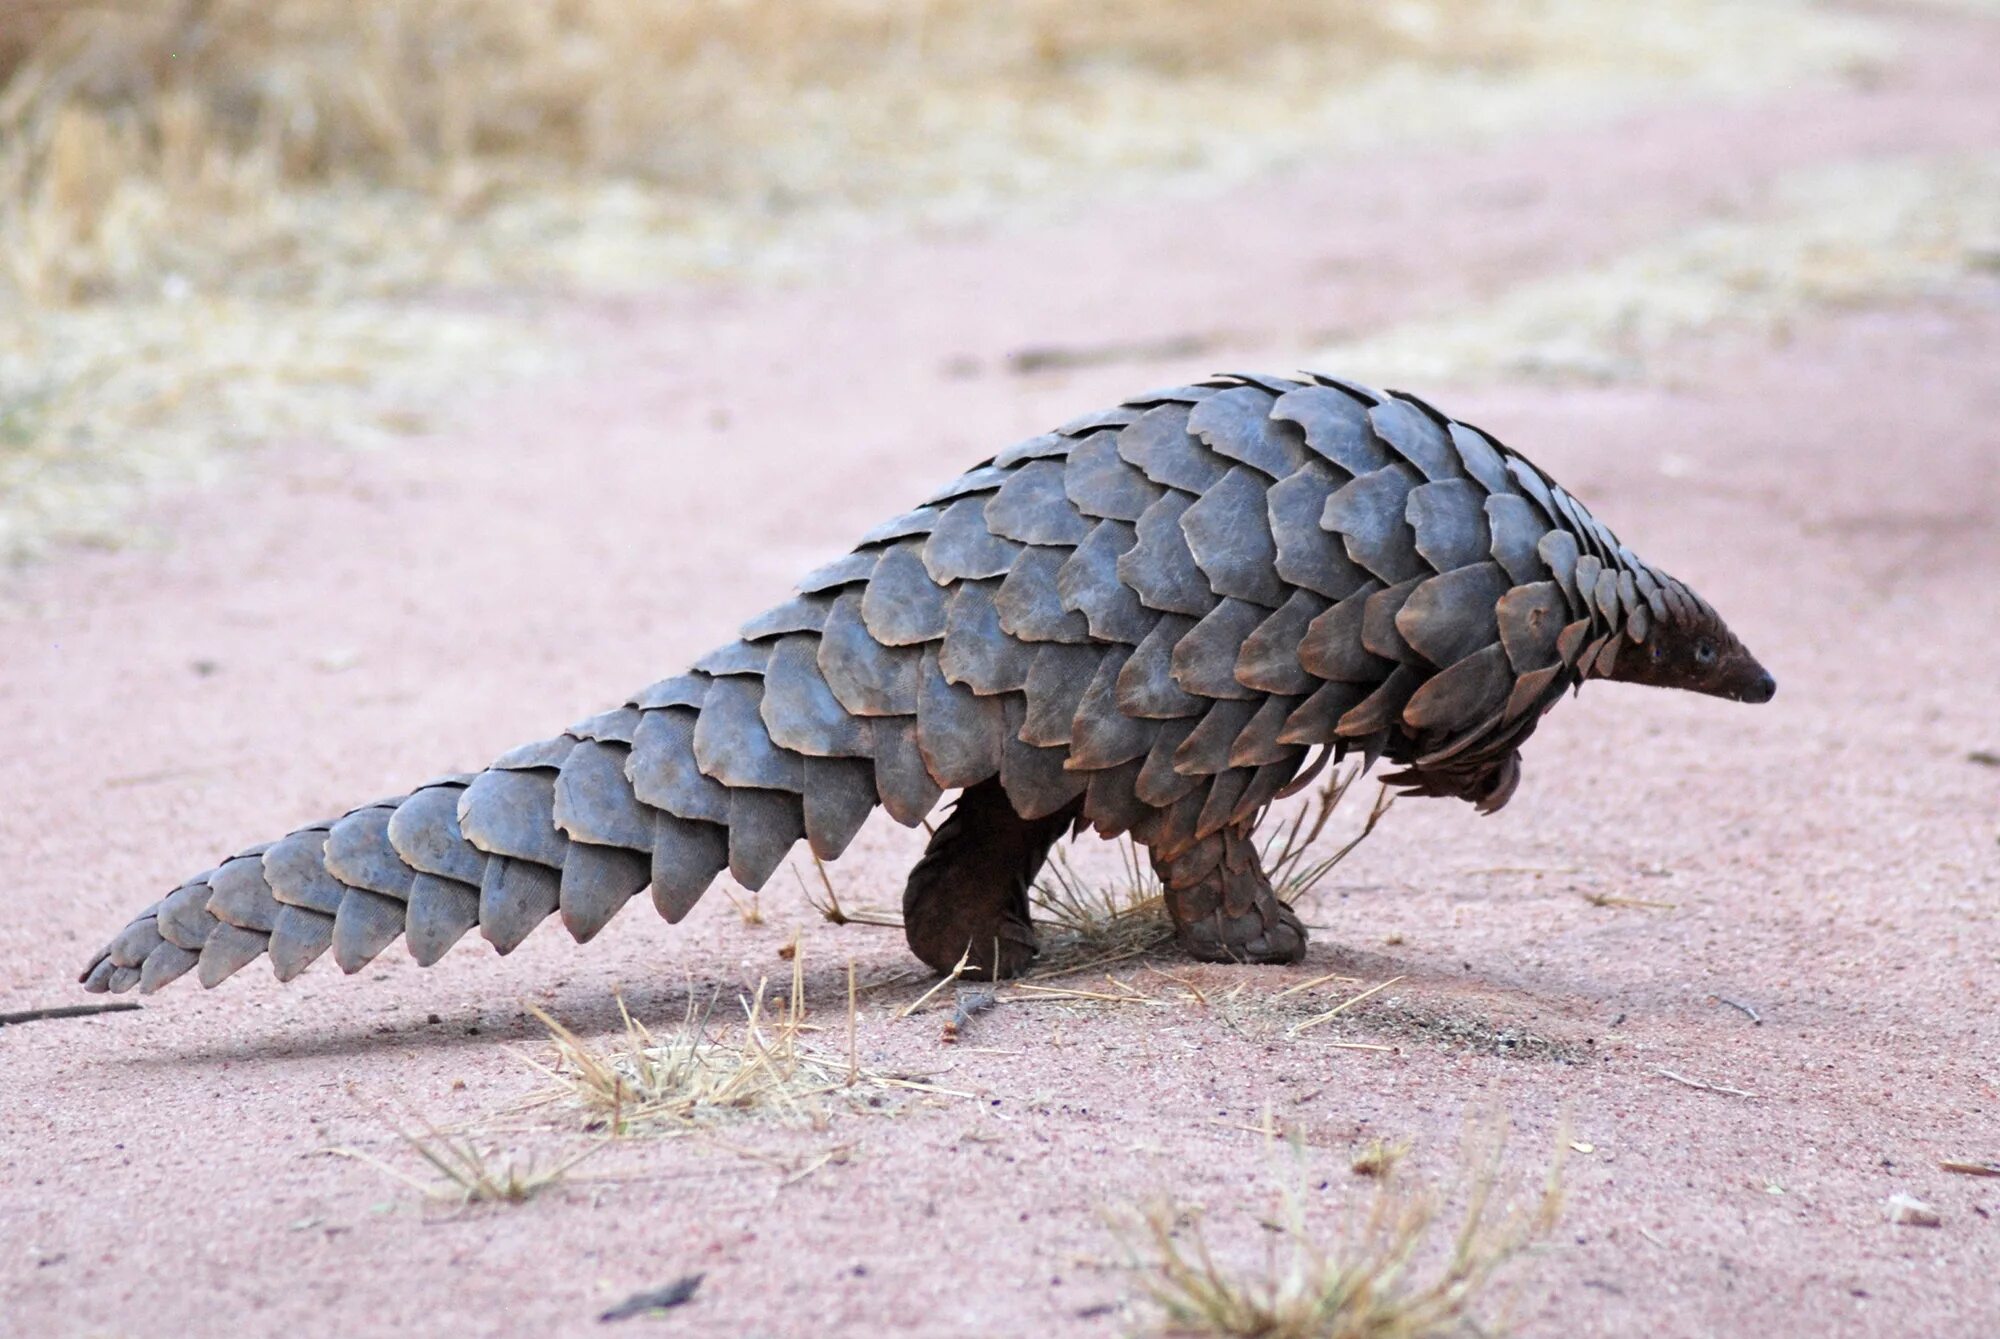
[1289,977,1405,1038]
[796,854,902,928]
[599,1274,704,1321]
[0,1001,140,1026]
[1654,1067,1756,1099]
[1939,1159,2000,1178]
[1714,996,1762,1025]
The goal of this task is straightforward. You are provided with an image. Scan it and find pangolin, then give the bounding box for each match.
[81,373,1774,993]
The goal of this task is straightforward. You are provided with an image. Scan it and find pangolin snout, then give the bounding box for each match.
[1737,669,1776,704]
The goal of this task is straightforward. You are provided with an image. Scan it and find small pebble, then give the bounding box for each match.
[1886,1193,1941,1227]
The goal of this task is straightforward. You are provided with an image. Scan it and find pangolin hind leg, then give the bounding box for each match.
[1149,823,1307,965]
[901,778,1078,980]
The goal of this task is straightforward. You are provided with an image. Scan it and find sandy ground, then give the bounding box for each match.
[4,6,1999,1337]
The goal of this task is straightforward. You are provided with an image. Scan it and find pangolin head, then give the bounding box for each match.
[1611,590,1775,704]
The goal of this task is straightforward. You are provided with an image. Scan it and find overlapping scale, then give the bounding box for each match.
[89,368,1688,998]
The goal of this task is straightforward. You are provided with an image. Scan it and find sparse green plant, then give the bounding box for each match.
[1124,1126,1561,1338]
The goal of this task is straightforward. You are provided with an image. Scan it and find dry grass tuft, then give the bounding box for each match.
[1030,762,1391,973]
[524,951,959,1134]
[1263,763,1395,906]
[1030,835,1174,974]
[1126,1126,1561,1338]
[0,1,1885,305]
[1349,1139,1411,1180]
[760,761,1387,980]
[796,852,904,929]
[333,1116,599,1206]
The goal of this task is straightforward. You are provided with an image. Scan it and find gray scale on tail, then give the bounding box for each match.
[84,373,1774,993]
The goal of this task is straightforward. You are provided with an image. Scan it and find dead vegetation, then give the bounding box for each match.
[1030,834,1174,973]
[796,853,904,930]
[1028,763,1393,974]
[775,759,1392,977]
[1349,1139,1411,1180]
[1320,153,2000,389]
[1262,763,1396,905]
[507,762,1399,1128]
[332,1114,601,1207]
[1123,1125,1562,1338]
[0,1,1879,305]
[0,1,1886,563]
[1286,976,1408,1040]
[523,950,962,1135]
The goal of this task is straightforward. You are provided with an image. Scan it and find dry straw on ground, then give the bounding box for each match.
[523,950,963,1135]
[331,1115,602,1207]
[1028,762,1393,974]
[1030,834,1175,972]
[1124,1124,1562,1338]
[764,757,1392,977]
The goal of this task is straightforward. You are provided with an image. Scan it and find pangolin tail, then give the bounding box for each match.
[79,669,891,994]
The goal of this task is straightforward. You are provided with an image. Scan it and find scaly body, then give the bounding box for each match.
[82,372,1774,993]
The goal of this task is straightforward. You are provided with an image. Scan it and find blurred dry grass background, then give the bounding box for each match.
[0,0,1885,304]
[18,0,1510,302]
[0,0,1887,563]
[1320,154,2000,388]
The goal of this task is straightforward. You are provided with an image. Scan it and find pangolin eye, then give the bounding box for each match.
[1694,639,1717,667]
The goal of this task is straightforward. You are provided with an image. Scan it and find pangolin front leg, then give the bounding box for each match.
[1150,823,1306,965]
[901,778,1078,980]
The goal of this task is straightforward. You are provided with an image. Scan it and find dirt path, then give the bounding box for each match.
[4,7,1998,1337]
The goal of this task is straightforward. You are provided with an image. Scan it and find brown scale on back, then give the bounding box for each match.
[81,373,1774,994]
